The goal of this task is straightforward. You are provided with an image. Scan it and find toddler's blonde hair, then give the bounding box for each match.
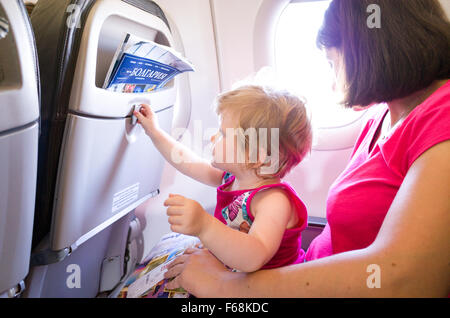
[215,85,312,179]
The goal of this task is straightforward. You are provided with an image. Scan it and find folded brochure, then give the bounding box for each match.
[118,232,200,298]
[104,34,194,93]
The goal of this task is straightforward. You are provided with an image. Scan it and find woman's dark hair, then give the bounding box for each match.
[317,0,450,107]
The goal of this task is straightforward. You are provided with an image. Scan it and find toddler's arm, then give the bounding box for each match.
[134,104,223,187]
[165,188,295,272]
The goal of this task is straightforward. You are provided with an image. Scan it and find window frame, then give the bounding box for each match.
[253,0,367,133]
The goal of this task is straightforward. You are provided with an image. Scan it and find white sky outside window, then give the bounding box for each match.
[275,0,362,128]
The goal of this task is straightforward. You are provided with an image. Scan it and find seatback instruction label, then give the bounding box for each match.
[112,183,140,213]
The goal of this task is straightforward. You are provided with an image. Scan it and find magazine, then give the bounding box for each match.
[118,232,201,298]
[103,34,195,93]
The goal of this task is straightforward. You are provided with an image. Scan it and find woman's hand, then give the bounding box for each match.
[164,194,212,237]
[133,103,160,138]
[164,247,232,297]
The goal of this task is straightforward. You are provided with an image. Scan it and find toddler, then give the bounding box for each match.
[134,85,312,272]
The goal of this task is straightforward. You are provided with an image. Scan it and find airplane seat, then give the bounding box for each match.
[0,0,40,297]
[301,218,326,252]
[24,0,179,297]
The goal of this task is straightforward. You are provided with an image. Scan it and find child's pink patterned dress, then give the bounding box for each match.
[214,172,308,269]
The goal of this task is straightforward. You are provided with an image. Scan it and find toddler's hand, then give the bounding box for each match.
[133,103,160,138]
[164,194,209,237]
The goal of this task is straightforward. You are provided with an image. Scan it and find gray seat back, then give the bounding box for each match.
[0,0,40,297]
[25,0,179,297]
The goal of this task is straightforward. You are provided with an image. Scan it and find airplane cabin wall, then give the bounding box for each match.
[210,0,361,219]
[210,0,265,91]
[209,0,450,219]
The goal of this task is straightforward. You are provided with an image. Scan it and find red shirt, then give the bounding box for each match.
[215,172,308,269]
[306,80,450,261]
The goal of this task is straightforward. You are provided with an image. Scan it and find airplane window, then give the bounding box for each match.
[275,0,363,128]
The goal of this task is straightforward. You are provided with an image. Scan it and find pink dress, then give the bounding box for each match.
[214,172,308,269]
[306,80,450,261]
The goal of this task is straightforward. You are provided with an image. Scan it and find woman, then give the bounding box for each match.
[164,0,450,297]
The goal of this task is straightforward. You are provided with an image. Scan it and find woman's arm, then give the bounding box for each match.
[166,141,450,297]
[134,104,223,187]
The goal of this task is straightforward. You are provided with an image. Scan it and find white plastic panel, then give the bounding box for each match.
[211,0,264,91]
[68,0,177,118]
[51,107,174,251]
[0,0,39,132]
[0,123,39,293]
[284,147,353,218]
[312,111,367,151]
